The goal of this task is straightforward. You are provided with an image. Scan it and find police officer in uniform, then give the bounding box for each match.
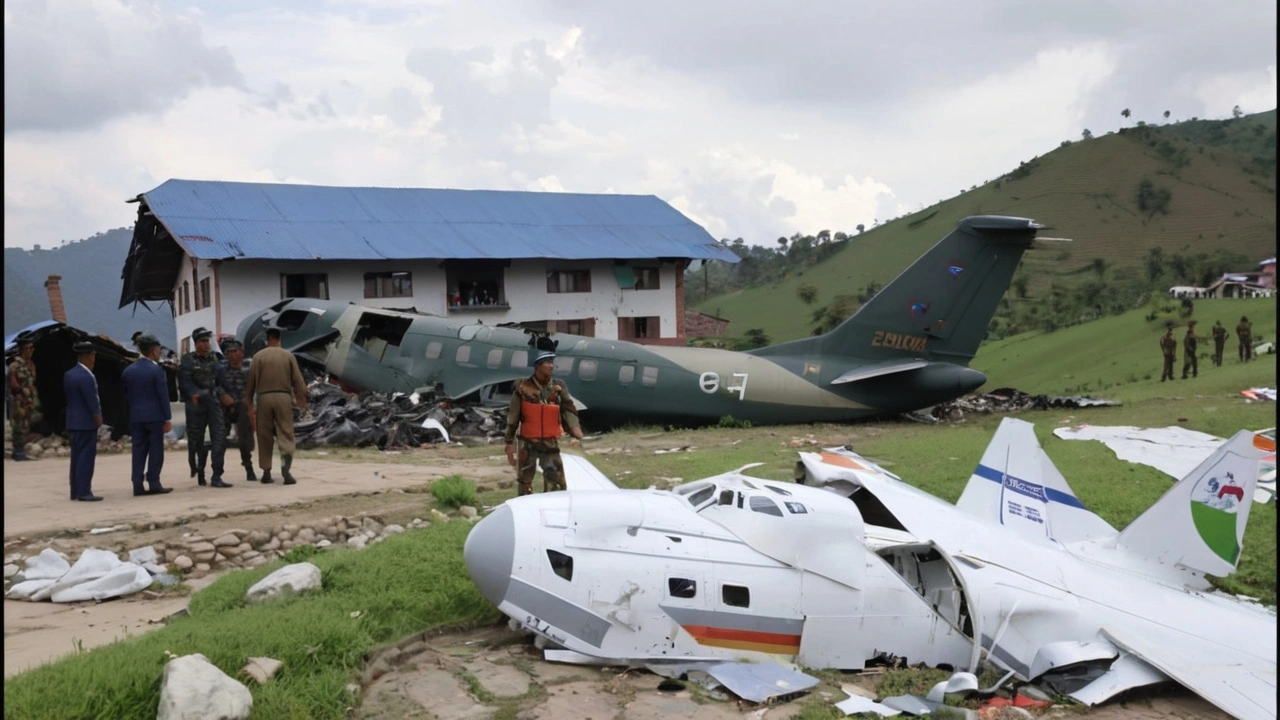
[1181,321,1198,379]
[1159,325,1177,382]
[503,342,585,496]
[215,338,257,482]
[1211,320,1228,367]
[179,327,231,488]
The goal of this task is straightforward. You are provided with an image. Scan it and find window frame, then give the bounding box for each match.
[722,584,750,608]
[547,269,592,294]
[363,271,413,299]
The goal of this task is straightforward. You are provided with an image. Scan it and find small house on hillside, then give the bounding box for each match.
[117,180,739,354]
[684,310,731,337]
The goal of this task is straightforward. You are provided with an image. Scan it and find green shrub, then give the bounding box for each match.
[431,475,478,509]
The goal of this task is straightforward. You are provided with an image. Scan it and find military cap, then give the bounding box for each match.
[192,326,213,341]
[137,333,161,351]
[72,341,95,354]
[15,336,33,348]
[533,351,556,366]
[220,337,243,352]
[131,331,143,342]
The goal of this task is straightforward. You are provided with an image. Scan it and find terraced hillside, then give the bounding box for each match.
[692,111,1276,346]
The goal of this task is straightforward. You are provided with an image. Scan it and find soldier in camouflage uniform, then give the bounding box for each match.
[215,338,256,482]
[1236,316,1253,362]
[503,348,585,496]
[1181,322,1198,379]
[1159,326,1177,382]
[1211,320,1228,367]
[7,337,40,461]
[179,327,231,488]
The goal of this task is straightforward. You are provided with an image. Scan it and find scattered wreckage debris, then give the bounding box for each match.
[5,546,175,603]
[915,386,1121,422]
[1241,387,1276,402]
[293,381,508,450]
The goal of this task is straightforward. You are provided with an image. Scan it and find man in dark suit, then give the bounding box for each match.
[122,334,174,497]
[64,341,103,502]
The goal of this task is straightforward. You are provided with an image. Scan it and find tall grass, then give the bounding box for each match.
[3,522,500,720]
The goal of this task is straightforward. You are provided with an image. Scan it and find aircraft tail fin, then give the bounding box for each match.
[1117,430,1272,576]
[956,418,1117,544]
[816,216,1040,364]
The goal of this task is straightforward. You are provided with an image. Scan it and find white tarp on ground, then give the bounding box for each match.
[5,547,155,602]
[1052,425,1276,504]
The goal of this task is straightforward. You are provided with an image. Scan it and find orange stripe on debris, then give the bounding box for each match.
[682,625,801,653]
[819,451,865,470]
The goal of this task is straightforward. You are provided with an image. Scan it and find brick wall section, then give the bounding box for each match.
[685,311,730,337]
[44,275,68,324]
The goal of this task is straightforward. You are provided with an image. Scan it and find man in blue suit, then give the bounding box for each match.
[122,334,174,497]
[64,341,103,502]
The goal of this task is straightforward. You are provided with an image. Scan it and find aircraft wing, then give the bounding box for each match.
[560,453,619,491]
[829,359,929,385]
[1101,625,1277,720]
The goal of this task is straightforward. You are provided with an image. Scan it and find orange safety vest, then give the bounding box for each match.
[518,383,564,441]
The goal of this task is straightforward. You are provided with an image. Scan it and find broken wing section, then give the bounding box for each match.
[560,453,619,491]
[956,418,1117,545]
[1117,430,1269,577]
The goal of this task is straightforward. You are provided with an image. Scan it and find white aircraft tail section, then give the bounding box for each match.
[956,418,1117,544]
[1117,430,1271,576]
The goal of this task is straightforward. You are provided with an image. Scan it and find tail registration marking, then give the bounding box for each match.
[872,330,929,352]
[699,372,749,400]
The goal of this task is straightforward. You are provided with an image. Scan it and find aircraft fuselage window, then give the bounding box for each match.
[426,342,443,360]
[722,584,750,608]
[668,578,697,599]
[765,484,792,497]
[641,366,659,387]
[784,502,808,514]
[553,356,574,375]
[718,489,735,506]
[511,350,528,368]
[487,348,503,369]
[456,345,472,364]
[736,492,744,509]
[685,485,716,507]
[619,365,636,384]
[749,496,784,517]
[276,310,310,331]
[546,549,574,581]
[579,359,598,381]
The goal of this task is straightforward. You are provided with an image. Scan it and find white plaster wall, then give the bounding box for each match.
[171,254,680,344]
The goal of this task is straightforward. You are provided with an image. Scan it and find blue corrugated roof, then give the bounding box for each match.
[140,179,739,263]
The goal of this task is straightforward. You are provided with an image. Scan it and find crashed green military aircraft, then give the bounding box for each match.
[237,215,1043,427]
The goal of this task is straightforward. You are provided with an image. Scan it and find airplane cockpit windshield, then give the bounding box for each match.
[677,478,810,517]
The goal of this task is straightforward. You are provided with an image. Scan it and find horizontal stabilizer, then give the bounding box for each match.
[830,359,929,385]
[956,418,1116,544]
[1117,430,1268,576]
[561,453,618,491]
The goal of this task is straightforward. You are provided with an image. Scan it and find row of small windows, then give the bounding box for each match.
[545,550,751,608]
[717,490,807,516]
[432,342,658,386]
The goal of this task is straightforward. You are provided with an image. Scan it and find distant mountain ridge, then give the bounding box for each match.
[3,228,178,348]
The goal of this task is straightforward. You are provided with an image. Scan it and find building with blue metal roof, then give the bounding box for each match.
[118,179,738,352]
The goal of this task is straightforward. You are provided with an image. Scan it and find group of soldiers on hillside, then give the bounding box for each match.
[1160,315,1255,382]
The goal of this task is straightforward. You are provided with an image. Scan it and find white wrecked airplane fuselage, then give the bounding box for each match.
[464,421,1277,720]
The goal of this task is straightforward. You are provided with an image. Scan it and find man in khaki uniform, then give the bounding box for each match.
[1211,320,1228,367]
[1236,316,1253,362]
[1159,326,1177,382]
[245,327,308,484]
[503,349,585,496]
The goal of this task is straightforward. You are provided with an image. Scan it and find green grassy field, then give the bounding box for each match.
[5,299,1276,719]
[692,113,1276,346]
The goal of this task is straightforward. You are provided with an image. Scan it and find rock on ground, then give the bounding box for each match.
[245,562,323,603]
[157,653,252,720]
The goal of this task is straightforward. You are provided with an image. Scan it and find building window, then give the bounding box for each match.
[181,337,190,355]
[634,267,660,290]
[487,348,504,369]
[445,260,506,308]
[364,271,413,299]
[547,269,591,293]
[641,366,658,387]
[722,584,750,608]
[281,273,329,300]
[554,318,595,337]
[181,282,191,314]
[668,578,697,599]
[619,316,660,340]
[546,550,574,581]
[578,359,598,381]
[197,278,211,311]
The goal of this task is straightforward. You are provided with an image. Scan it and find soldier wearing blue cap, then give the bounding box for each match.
[503,344,585,496]
[179,327,231,488]
[64,340,103,501]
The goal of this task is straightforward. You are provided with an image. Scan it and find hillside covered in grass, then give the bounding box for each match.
[691,110,1276,347]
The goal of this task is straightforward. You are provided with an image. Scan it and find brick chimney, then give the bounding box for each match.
[45,275,68,324]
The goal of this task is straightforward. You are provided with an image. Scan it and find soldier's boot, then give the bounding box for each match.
[281,454,297,485]
[197,470,207,486]
[517,481,533,496]
[260,469,274,484]
[244,462,258,482]
[210,475,233,488]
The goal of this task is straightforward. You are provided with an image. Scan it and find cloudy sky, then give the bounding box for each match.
[4,0,1276,250]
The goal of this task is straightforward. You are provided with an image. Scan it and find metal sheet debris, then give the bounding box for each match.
[921,387,1120,422]
[294,380,507,449]
[835,694,901,716]
[695,661,819,704]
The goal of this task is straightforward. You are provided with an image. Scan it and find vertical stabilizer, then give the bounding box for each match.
[1117,430,1271,576]
[956,418,1117,544]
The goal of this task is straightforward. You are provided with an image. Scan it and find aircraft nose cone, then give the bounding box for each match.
[464,503,515,607]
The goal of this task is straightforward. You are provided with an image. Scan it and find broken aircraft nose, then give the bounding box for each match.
[464,504,515,607]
